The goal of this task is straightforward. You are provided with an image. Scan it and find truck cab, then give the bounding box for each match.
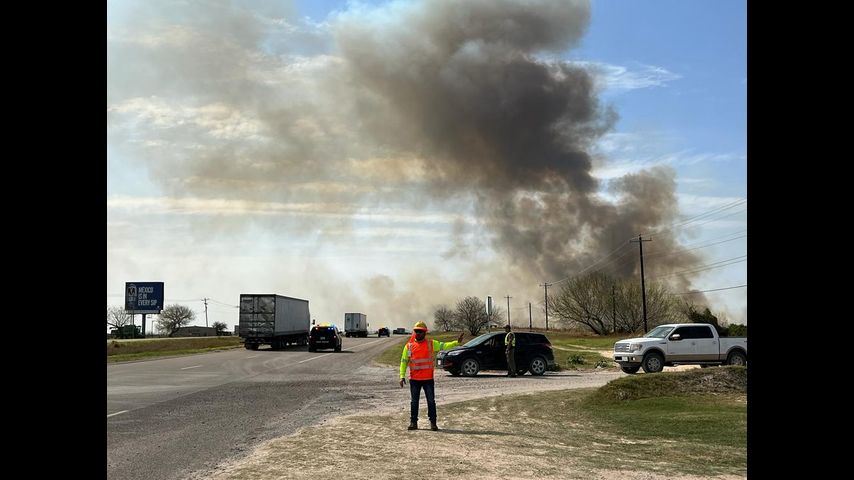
[613,323,747,374]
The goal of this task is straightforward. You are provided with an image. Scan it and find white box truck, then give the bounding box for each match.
[344,312,368,337]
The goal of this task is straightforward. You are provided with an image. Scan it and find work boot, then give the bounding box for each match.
[407,421,418,430]
[430,421,439,431]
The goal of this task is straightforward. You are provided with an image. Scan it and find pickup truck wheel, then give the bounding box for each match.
[460,358,480,376]
[641,352,664,373]
[529,356,547,376]
[727,351,747,366]
[620,365,640,374]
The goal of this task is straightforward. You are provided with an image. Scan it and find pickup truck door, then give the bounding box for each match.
[693,325,719,361]
[667,326,694,361]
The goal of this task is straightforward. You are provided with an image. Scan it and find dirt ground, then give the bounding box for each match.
[197,361,739,480]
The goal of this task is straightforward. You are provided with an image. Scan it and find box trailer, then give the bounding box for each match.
[344,312,368,338]
[239,294,310,350]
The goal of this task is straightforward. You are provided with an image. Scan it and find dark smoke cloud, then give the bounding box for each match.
[108,0,705,318]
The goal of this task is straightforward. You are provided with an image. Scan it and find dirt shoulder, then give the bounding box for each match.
[198,365,741,480]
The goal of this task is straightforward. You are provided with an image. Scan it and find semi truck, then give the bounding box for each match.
[239,294,310,350]
[344,312,368,337]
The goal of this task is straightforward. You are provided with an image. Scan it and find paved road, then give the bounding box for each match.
[107,336,403,480]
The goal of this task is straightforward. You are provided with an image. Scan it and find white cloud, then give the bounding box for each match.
[106,194,477,225]
[574,61,682,93]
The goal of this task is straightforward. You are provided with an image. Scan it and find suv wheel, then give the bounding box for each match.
[460,358,480,376]
[528,356,547,376]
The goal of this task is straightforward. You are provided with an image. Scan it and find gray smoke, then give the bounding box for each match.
[108,0,704,319]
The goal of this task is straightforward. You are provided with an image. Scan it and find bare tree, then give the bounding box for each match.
[107,305,132,329]
[452,296,490,336]
[156,304,196,337]
[212,321,227,335]
[550,272,613,334]
[614,279,681,333]
[433,305,455,332]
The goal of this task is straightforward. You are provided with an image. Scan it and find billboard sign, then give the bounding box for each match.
[125,282,164,314]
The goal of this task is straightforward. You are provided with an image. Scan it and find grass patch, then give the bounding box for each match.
[558,349,618,370]
[107,337,242,362]
[589,366,747,402]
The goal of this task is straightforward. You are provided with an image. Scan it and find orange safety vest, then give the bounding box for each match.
[406,337,434,380]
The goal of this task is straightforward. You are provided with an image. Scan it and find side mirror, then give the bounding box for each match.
[669,333,682,341]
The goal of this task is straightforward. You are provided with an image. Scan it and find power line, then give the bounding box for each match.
[671,284,747,295]
[652,255,747,279]
[644,198,747,237]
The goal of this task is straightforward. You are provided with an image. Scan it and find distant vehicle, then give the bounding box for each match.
[436,332,556,377]
[613,323,747,374]
[239,294,310,350]
[344,313,368,338]
[392,328,408,335]
[110,325,143,339]
[377,327,390,337]
[309,324,342,352]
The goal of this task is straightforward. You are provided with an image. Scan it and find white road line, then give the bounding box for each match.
[348,339,386,350]
[245,355,260,359]
[180,365,203,370]
[107,410,129,418]
[298,353,334,363]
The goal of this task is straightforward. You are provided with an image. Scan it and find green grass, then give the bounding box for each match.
[107,336,243,362]
[439,366,747,477]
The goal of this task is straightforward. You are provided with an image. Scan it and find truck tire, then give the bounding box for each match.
[620,365,640,374]
[641,352,664,373]
[726,351,747,366]
[528,356,547,376]
[460,358,480,377]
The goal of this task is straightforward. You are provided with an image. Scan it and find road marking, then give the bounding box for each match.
[298,353,334,363]
[107,410,129,418]
[349,339,385,350]
[180,365,203,370]
[245,355,260,359]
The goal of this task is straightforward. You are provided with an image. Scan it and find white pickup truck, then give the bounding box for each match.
[613,323,747,374]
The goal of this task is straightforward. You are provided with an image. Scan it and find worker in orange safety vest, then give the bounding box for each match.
[399,321,464,431]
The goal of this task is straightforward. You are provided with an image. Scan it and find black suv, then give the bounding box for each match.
[436,332,555,376]
[377,327,390,337]
[308,324,342,352]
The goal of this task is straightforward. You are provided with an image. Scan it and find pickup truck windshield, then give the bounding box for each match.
[644,326,675,338]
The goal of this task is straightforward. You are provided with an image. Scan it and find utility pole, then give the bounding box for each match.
[611,284,617,334]
[505,296,511,327]
[528,302,532,330]
[540,282,551,330]
[203,298,209,328]
[630,235,651,333]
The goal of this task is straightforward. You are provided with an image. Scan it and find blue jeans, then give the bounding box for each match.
[409,379,436,423]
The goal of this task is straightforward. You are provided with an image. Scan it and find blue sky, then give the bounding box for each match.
[107,0,746,331]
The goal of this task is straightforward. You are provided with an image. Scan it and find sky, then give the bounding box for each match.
[107,0,746,333]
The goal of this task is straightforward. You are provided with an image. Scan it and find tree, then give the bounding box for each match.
[106,305,132,329]
[614,279,680,334]
[156,304,196,337]
[549,272,613,334]
[212,321,227,335]
[433,306,455,332]
[453,296,490,336]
